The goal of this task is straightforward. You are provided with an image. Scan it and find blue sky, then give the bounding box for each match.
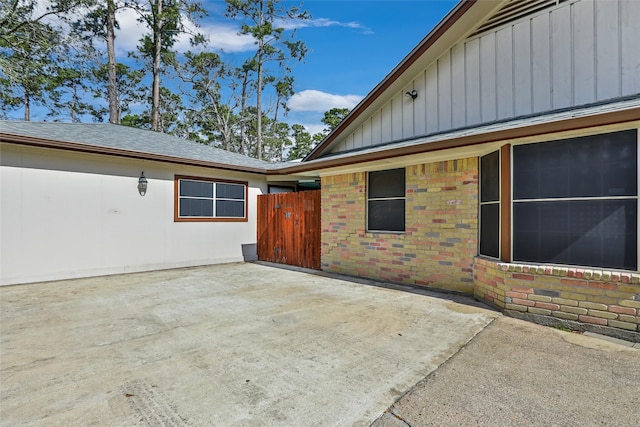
[22,1,460,133]
[277,0,459,133]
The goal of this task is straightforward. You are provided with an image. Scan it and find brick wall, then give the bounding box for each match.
[474,257,640,332]
[321,158,478,293]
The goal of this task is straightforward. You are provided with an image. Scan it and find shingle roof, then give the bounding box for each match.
[0,121,286,172]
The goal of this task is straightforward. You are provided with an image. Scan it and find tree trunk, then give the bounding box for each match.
[255,0,264,160]
[106,0,119,124]
[71,85,78,123]
[240,71,248,156]
[24,93,30,121]
[151,0,162,131]
[256,53,262,160]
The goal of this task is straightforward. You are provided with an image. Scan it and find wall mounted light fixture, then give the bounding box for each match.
[138,172,148,196]
[405,90,418,100]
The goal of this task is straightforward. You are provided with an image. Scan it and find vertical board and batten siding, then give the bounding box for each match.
[330,0,640,155]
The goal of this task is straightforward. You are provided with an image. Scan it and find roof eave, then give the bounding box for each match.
[0,133,270,175]
[278,106,640,175]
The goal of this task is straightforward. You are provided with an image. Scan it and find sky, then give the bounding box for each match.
[22,0,460,134]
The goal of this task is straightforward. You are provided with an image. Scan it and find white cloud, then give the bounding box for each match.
[279,17,372,34]
[301,123,326,136]
[114,8,147,53]
[113,9,255,55]
[199,23,256,53]
[288,90,363,112]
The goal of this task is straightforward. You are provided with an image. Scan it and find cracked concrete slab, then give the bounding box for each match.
[372,316,640,427]
[0,263,497,426]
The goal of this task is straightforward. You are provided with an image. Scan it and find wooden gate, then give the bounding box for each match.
[257,190,321,270]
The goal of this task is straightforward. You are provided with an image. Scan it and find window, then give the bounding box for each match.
[479,151,500,258]
[175,176,247,222]
[512,129,637,270]
[367,168,405,232]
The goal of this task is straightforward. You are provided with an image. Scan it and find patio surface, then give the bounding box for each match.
[0,263,497,426]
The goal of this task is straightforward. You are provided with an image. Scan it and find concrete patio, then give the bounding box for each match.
[0,262,497,426]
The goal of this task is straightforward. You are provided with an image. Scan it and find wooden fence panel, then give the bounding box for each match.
[257,190,321,270]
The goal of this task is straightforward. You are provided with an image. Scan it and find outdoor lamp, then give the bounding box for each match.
[405,90,418,100]
[138,172,148,196]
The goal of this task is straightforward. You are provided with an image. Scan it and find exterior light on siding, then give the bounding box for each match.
[138,172,148,196]
[405,90,418,100]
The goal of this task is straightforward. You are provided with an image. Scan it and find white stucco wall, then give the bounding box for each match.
[0,144,267,285]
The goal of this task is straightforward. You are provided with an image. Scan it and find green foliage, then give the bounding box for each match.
[89,63,145,122]
[127,0,207,131]
[321,107,350,132]
[178,50,240,149]
[287,124,312,160]
[0,0,347,162]
[0,15,63,120]
[225,0,310,159]
[0,0,86,47]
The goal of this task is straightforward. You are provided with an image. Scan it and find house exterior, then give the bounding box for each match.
[0,122,294,285]
[1,0,639,335]
[276,0,640,334]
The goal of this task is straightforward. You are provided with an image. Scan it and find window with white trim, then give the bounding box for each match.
[367,168,405,232]
[175,176,247,222]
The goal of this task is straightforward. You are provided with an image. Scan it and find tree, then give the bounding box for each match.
[321,107,350,133]
[105,0,118,122]
[89,62,145,122]
[0,19,61,120]
[121,86,183,132]
[48,60,92,122]
[70,0,124,123]
[225,0,309,159]
[263,120,290,162]
[0,0,85,47]
[0,2,91,119]
[236,58,257,155]
[285,108,350,160]
[287,123,312,160]
[178,51,240,149]
[129,0,205,131]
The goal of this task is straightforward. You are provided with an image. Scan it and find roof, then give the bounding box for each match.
[0,121,284,174]
[3,96,638,178]
[278,97,640,175]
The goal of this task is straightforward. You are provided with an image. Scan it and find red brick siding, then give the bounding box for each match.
[474,258,640,332]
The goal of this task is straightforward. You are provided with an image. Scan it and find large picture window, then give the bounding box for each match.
[512,129,637,270]
[175,176,247,222]
[367,168,405,232]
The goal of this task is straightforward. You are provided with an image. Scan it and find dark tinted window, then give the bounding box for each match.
[216,200,245,217]
[513,198,637,270]
[180,180,213,197]
[367,168,405,232]
[480,151,500,203]
[368,169,405,199]
[368,200,405,232]
[479,151,500,258]
[217,183,245,199]
[514,130,637,200]
[480,204,500,258]
[177,178,246,219]
[179,199,214,217]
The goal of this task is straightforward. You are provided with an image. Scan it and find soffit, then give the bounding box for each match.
[276,98,640,177]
